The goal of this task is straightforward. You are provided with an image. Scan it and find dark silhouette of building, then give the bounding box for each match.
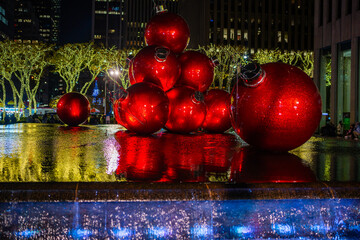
[92,0,314,52]
[313,0,360,130]
[0,0,14,40]
[13,0,61,44]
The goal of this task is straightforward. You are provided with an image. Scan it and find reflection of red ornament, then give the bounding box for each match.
[202,89,232,133]
[162,133,205,182]
[201,133,237,173]
[165,86,206,133]
[230,62,322,151]
[114,131,165,181]
[115,82,169,134]
[230,148,316,183]
[177,51,216,92]
[144,11,190,54]
[130,46,180,91]
[57,92,90,126]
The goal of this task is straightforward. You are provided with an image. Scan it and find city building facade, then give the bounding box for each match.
[92,0,314,52]
[0,0,13,40]
[314,0,360,130]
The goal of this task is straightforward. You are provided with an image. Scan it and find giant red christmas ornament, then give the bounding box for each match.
[165,86,206,133]
[144,8,190,54]
[57,92,90,126]
[130,45,180,91]
[230,62,322,152]
[177,51,217,92]
[115,82,169,134]
[229,148,316,183]
[202,89,232,133]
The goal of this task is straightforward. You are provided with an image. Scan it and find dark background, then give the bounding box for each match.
[59,0,92,44]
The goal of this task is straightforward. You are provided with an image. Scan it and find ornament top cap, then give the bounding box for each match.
[191,91,204,104]
[239,62,265,88]
[155,47,170,62]
[156,5,168,13]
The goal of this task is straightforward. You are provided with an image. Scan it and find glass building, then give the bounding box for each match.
[314,0,360,130]
[0,0,13,40]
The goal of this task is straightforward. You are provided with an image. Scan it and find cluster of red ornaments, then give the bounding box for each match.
[114,7,232,135]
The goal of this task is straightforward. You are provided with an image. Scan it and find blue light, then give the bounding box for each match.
[310,224,330,234]
[231,225,253,236]
[148,227,169,238]
[14,230,39,238]
[69,228,92,239]
[191,224,213,237]
[271,223,294,236]
[111,228,132,238]
[210,19,214,22]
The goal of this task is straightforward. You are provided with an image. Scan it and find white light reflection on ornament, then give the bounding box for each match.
[103,137,120,175]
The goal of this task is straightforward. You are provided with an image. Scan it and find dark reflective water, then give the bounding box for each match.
[0,123,360,183]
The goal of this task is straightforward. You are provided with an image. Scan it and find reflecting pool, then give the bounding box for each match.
[0,123,360,182]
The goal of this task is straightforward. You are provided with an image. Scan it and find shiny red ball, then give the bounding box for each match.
[130,46,180,91]
[177,51,215,92]
[56,92,90,126]
[202,89,232,133]
[230,62,322,152]
[115,82,169,134]
[165,86,206,133]
[144,11,190,54]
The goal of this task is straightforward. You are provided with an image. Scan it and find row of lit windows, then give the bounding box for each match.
[17,19,32,23]
[39,15,51,18]
[16,8,29,13]
[95,10,123,15]
[14,39,38,43]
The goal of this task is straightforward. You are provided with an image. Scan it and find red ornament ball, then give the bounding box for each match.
[177,51,216,92]
[230,62,322,152]
[144,11,190,54]
[56,92,90,126]
[202,89,232,133]
[165,86,206,133]
[115,82,169,134]
[130,46,180,91]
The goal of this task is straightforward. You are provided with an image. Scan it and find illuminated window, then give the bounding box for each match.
[94,35,102,39]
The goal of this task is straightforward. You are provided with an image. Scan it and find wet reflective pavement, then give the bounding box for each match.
[0,123,359,183]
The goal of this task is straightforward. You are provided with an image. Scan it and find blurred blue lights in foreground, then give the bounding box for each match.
[2,199,360,239]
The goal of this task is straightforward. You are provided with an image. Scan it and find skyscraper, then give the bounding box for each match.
[92,0,314,53]
[0,0,13,40]
[13,0,61,44]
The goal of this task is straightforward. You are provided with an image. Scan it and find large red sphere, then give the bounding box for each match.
[144,11,190,54]
[56,92,90,126]
[165,86,206,133]
[202,89,232,133]
[230,62,322,151]
[229,148,316,183]
[115,82,169,134]
[130,46,180,91]
[177,51,215,92]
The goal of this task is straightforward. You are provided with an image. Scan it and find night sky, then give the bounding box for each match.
[59,0,92,44]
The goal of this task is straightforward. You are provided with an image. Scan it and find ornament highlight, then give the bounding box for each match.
[144,9,190,54]
[202,89,232,133]
[57,92,90,126]
[177,51,217,92]
[115,82,169,134]
[130,46,180,91]
[230,62,322,151]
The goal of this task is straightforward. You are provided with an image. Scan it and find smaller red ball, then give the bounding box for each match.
[130,46,180,91]
[202,89,232,133]
[115,82,169,134]
[165,86,206,133]
[57,92,90,126]
[144,11,190,54]
[177,51,216,92]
